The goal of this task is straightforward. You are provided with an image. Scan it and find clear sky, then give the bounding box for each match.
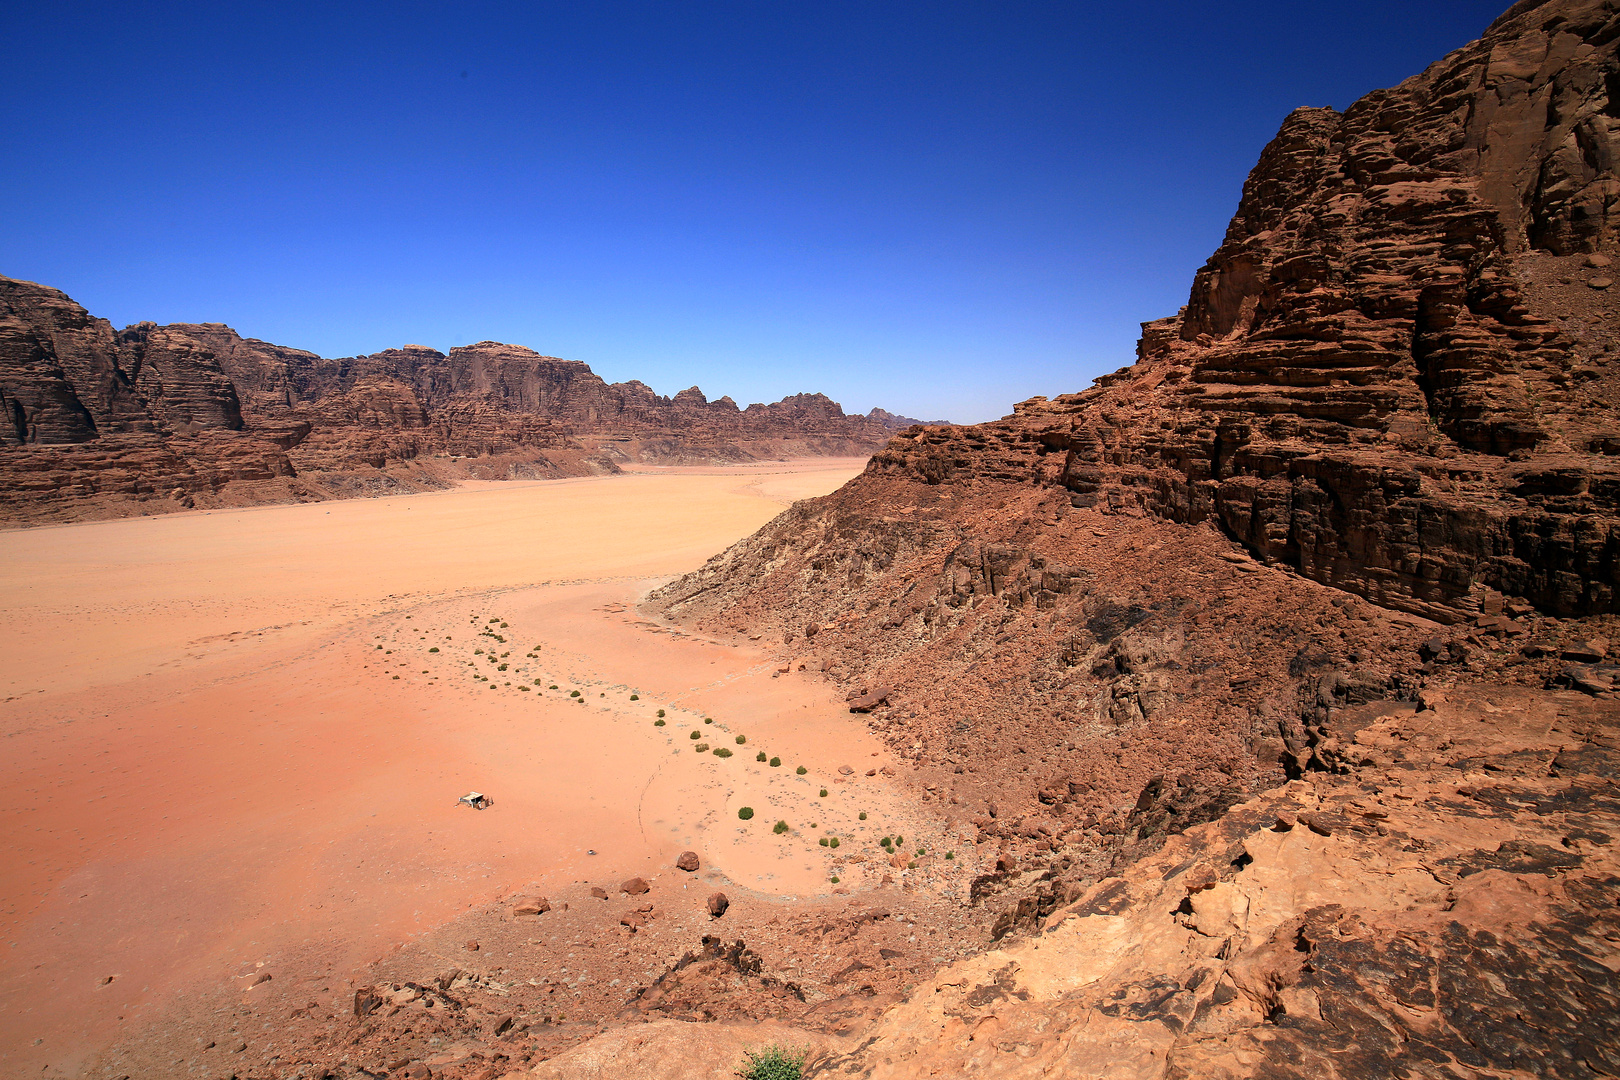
[3,1,1509,423]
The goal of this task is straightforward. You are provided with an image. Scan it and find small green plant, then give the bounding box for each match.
[796,766,807,775]
[907,860,917,869]
[655,719,666,726]
[549,684,559,690]
[695,743,709,752]
[830,876,840,884]
[895,835,904,845]
[756,751,767,761]
[657,709,666,718]
[500,622,508,628]
[828,837,839,849]
[713,747,733,758]
[570,690,582,698]
[497,663,508,671]
[819,788,828,798]
[630,694,639,701]
[916,848,925,856]
[428,646,439,652]
[738,806,755,820]
[533,679,542,686]
[739,1044,806,1080]
[690,730,701,740]
[858,811,867,820]
[819,837,829,847]
[773,820,790,835]
[376,645,383,650]
[392,675,400,680]
[945,851,955,860]
[881,837,893,850]
[735,734,746,745]
[519,685,530,691]
[769,757,781,768]
[704,718,714,725]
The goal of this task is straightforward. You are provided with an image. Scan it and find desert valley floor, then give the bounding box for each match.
[0,459,969,1078]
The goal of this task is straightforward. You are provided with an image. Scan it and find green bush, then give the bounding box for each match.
[549,684,559,690]
[881,837,893,849]
[756,751,767,762]
[796,766,807,775]
[907,860,917,869]
[630,694,639,701]
[655,719,666,726]
[428,647,439,653]
[819,789,828,798]
[533,679,542,686]
[739,1045,806,1080]
[474,648,483,655]
[713,747,733,758]
[657,709,666,718]
[945,851,955,860]
[773,820,790,835]
[858,812,867,821]
[830,876,839,884]
[738,807,754,820]
[915,847,925,856]
[895,835,904,845]
[690,730,701,740]
[497,663,508,671]
[819,837,829,847]
[570,690,581,698]
[735,734,746,745]
[828,837,839,849]
[695,743,709,752]
[704,718,714,725]
[769,757,781,768]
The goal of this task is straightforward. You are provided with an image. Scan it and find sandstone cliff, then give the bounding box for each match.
[633,2,1620,1074]
[0,287,920,523]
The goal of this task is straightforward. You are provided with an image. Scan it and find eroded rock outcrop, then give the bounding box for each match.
[0,287,922,523]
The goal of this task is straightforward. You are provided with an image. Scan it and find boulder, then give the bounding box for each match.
[707,892,729,918]
[675,851,700,872]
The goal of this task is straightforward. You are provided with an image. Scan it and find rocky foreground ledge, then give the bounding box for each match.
[526,684,1618,1079]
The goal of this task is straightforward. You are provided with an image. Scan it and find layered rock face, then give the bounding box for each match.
[866,0,1619,622]
[0,284,918,522]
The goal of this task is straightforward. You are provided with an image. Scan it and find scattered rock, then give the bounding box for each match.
[1588,276,1613,289]
[620,877,650,896]
[675,851,700,872]
[847,686,893,712]
[707,892,729,918]
[511,895,552,916]
[1563,638,1609,662]
[590,887,608,900]
[465,940,479,952]
[1585,252,1612,268]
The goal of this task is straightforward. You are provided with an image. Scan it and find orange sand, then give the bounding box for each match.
[0,460,917,1077]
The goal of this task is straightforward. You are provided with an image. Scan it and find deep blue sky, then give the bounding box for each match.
[4,2,1508,423]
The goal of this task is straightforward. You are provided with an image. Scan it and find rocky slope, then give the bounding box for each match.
[622,0,1620,1074]
[0,284,921,523]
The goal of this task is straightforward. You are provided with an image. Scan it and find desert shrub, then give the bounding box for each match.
[735,734,746,745]
[756,751,767,762]
[819,837,829,847]
[376,645,383,650]
[657,709,666,717]
[533,679,542,686]
[550,684,559,690]
[858,811,867,820]
[695,743,709,752]
[655,719,666,727]
[428,647,439,652]
[739,1045,806,1080]
[769,757,781,768]
[392,675,400,680]
[690,730,701,740]
[773,820,789,835]
[474,648,483,655]
[570,690,582,698]
[828,837,839,849]
[630,694,639,701]
[519,686,530,691]
[704,718,713,725]
[945,852,955,860]
[881,837,893,849]
[819,789,828,797]
[497,663,508,671]
[713,747,733,758]
[500,622,508,628]
[895,835,904,845]
[796,766,807,775]
[830,876,839,884]
[738,807,754,820]
[907,861,917,869]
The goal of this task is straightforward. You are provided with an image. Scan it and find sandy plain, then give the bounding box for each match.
[0,458,931,1078]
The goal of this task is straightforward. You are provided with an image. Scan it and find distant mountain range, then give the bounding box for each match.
[0,276,934,522]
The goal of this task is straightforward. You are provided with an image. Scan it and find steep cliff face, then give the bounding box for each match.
[0,286,919,522]
[649,0,1620,948]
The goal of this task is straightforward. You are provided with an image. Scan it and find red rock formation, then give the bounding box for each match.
[0,285,921,522]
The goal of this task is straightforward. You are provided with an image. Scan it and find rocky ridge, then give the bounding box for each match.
[625,1,1620,1074]
[0,283,921,523]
